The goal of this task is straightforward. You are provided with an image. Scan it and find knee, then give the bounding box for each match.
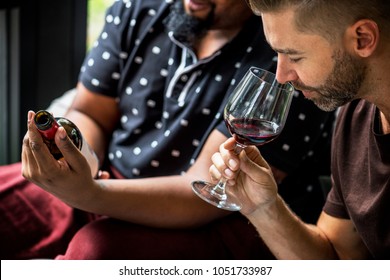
[58,218,116,260]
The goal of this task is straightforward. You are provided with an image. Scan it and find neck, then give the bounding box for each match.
[379,111,390,134]
[194,27,241,59]
[361,43,390,133]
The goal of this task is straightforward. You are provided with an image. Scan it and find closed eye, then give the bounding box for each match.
[289,57,303,63]
[272,47,305,64]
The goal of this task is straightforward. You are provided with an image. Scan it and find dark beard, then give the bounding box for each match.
[293,50,366,112]
[163,1,215,46]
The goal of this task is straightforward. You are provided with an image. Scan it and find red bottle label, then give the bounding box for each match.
[38,121,60,140]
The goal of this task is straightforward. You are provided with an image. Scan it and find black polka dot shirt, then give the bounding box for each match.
[79,0,278,179]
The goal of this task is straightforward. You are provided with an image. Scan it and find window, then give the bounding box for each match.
[87,0,113,50]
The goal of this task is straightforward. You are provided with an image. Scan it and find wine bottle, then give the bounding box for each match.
[34,110,99,177]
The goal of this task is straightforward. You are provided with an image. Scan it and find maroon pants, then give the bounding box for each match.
[0,162,97,259]
[0,162,274,260]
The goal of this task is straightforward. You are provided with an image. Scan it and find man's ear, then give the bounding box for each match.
[346,19,379,58]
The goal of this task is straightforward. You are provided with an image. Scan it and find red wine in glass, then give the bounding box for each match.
[192,67,294,211]
[225,118,280,146]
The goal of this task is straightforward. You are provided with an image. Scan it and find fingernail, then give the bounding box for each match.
[224,168,234,177]
[58,127,67,140]
[228,159,237,169]
[27,111,34,123]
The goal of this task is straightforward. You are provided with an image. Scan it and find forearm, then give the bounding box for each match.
[246,195,337,259]
[63,83,119,163]
[64,109,108,163]
[69,175,228,229]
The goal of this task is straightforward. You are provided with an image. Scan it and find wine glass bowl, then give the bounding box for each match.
[192,67,294,211]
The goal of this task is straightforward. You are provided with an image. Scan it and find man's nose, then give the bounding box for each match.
[275,55,298,84]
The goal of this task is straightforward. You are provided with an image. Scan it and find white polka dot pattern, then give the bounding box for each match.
[78,0,335,194]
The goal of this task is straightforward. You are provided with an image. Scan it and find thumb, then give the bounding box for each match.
[55,127,86,170]
[97,170,110,179]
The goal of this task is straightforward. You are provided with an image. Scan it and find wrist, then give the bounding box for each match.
[244,195,283,225]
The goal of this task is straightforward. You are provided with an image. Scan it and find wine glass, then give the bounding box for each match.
[192,67,295,211]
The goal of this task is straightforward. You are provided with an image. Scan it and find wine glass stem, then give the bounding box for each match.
[210,143,245,201]
[211,178,229,201]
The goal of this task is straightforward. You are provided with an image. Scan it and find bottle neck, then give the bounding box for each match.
[34,110,60,140]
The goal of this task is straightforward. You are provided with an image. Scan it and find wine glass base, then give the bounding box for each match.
[191,180,241,211]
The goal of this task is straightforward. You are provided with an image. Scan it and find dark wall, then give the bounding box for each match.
[0,0,87,164]
[19,0,87,110]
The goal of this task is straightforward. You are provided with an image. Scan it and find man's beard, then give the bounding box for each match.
[163,1,215,46]
[293,50,367,112]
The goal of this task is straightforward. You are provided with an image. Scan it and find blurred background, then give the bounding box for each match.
[0,0,112,165]
[87,0,113,50]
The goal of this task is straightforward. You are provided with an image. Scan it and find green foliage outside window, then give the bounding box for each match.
[87,0,113,50]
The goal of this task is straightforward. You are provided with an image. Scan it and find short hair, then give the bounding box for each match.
[247,0,390,41]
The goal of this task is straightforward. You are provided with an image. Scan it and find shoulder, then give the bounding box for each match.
[106,0,172,21]
[337,99,374,120]
[334,99,375,139]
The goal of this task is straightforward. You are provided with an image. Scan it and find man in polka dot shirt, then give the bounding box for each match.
[1,0,334,259]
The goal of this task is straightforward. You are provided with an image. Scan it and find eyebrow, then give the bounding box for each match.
[265,38,304,55]
[272,47,304,55]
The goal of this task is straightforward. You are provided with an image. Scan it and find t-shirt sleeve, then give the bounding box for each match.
[323,176,350,219]
[79,1,131,97]
[216,121,229,137]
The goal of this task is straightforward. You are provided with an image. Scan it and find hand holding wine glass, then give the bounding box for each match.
[192,67,294,211]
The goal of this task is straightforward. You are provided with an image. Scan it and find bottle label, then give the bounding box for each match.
[80,140,100,178]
